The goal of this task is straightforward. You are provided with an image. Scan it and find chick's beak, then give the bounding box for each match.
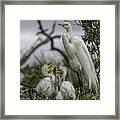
[47,64,55,73]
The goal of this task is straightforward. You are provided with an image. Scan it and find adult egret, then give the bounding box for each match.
[34,64,56,98]
[58,21,98,95]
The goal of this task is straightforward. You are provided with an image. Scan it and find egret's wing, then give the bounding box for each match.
[72,36,93,69]
[81,42,99,94]
[81,44,98,77]
[72,36,98,93]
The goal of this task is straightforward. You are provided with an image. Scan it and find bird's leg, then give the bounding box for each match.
[77,72,84,100]
[76,72,82,99]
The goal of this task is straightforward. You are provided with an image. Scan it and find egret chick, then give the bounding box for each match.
[60,81,76,100]
[34,64,56,98]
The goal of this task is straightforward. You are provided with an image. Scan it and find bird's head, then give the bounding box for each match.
[42,64,55,76]
[58,21,72,33]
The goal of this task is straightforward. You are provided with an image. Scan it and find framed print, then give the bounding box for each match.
[0,0,119,119]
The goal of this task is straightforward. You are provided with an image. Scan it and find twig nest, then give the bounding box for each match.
[35,77,55,97]
[60,81,76,100]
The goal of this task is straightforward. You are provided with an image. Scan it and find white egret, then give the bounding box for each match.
[55,66,67,85]
[34,64,56,98]
[42,64,56,84]
[59,66,67,82]
[59,81,76,100]
[58,21,98,94]
[55,66,76,100]
[52,66,65,92]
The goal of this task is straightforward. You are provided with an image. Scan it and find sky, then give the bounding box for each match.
[20,20,84,67]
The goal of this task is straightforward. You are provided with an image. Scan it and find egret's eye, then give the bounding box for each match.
[64,24,68,27]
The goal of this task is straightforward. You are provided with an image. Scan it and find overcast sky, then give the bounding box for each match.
[20,20,84,66]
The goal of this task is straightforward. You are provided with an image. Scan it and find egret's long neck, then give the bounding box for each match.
[65,27,72,40]
[62,31,73,58]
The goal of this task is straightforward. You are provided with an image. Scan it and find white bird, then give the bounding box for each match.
[58,21,98,94]
[59,66,67,82]
[55,66,67,85]
[55,66,76,100]
[42,64,56,84]
[59,81,76,100]
[34,64,56,98]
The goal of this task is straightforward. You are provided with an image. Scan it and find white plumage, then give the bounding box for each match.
[60,81,76,100]
[59,21,98,94]
[55,66,76,100]
[35,77,55,97]
[58,66,67,82]
[34,64,56,97]
[41,64,56,84]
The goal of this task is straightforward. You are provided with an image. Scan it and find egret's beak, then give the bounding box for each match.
[58,23,65,27]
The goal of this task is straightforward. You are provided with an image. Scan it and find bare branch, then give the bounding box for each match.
[37,20,44,31]
[21,20,68,67]
[49,21,56,35]
[21,37,56,66]
[36,20,48,35]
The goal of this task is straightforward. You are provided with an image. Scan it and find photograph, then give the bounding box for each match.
[1,1,118,118]
[20,20,100,100]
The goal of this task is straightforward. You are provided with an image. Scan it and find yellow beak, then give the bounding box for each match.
[47,64,55,73]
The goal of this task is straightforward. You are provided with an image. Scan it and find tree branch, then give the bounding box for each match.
[20,36,60,66]
[20,20,67,66]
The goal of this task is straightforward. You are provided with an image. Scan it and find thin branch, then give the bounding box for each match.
[34,54,41,64]
[36,20,48,34]
[49,21,56,35]
[21,36,59,66]
[21,20,68,67]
